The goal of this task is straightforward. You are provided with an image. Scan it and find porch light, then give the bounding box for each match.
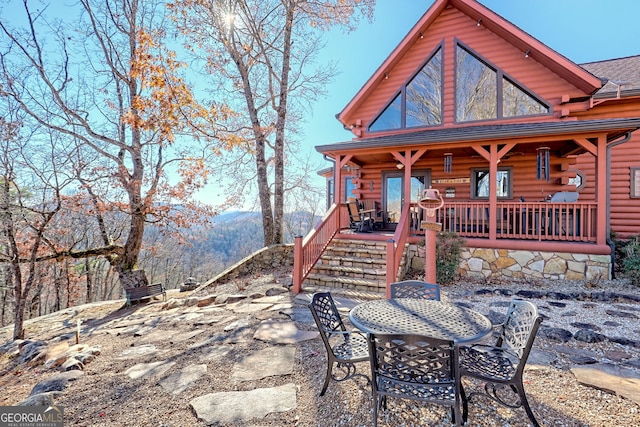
[536,146,550,181]
[524,49,530,58]
[444,153,453,173]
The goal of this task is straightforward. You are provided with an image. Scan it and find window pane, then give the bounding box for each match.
[344,177,357,201]
[410,175,426,202]
[473,169,511,199]
[456,46,496,122]
[370,93,402,131]
[503,78,548,117]
[406,49,442,127]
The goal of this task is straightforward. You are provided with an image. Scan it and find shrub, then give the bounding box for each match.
[622,237,640,286]
[436,232,465,285]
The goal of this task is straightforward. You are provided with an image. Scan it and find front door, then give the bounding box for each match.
[383,170,431,228]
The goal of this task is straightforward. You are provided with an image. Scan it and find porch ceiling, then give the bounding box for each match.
[316,118,640,164]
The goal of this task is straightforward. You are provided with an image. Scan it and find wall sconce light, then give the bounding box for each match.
[384,72,389,80]
[396,162,404,170]
[444,152,453,173]
[419,31,424,39]
[477,18,482,27]
[536,146,550,181]
[370,181,374,191]
[524,49,530,58]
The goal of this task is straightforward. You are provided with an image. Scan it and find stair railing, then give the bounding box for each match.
[385,203,412,298]
[292,203,341,293]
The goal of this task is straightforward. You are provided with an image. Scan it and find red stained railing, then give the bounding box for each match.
[292,204,341,293]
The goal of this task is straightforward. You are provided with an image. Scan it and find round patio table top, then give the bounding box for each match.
[349,299,492,344]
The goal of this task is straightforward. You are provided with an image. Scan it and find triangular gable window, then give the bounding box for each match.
[456,43,548,122]
[369,93,402,132]
[369,47,443,132]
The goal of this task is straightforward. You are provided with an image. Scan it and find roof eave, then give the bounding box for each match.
[316,118,640,154]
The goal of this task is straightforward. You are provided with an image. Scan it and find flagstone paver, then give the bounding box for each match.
[253,319,318,344]
[571,363,640,405]
[159,364,208,395]
[190,383,297,425]
[231,346,296,381]
[125,360,176,380]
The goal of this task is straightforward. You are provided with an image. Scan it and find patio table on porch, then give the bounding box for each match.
[349,299,492,344]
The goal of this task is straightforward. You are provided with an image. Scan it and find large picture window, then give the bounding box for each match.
[471,167,512,199]
[456,44,548,123]
[369,46,443,132]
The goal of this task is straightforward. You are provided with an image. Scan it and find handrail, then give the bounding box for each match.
[292,203,341,293]
[385,203,412,298]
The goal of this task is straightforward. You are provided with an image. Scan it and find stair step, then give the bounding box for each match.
[319,255,387,268]
[305,273,386,292]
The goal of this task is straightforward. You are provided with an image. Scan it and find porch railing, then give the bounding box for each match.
[431,201,596,242]
[292,204,341,293]
[386,203,412,298]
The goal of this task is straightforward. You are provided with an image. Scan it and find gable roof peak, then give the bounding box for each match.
[338,0,603,127]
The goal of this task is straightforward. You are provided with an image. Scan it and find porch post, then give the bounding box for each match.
[595,136,608,246]
[292,235,303,294]
[488,144,498,240]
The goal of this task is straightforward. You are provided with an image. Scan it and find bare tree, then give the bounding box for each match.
[0,0,230,292]
[169,0,374,246]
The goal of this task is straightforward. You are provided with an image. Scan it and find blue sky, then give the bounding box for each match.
[304,0,640,155]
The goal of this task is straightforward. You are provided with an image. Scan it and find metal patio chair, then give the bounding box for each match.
[367,333,462,427]
[389,280,441,300]
[459,298,543,426]
[308,292,369,396]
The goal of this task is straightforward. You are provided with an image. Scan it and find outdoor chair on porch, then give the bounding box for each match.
[367,333,462,427]
[308,292,369,396]
[389,280,441,300]
[360,199,385,229]
[459,298,543,426]
[347,197,374,232]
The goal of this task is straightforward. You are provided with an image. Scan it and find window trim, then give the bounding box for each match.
[631,167,640,198]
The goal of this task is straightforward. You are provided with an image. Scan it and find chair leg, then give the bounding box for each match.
[516,384,540,427]
[460,384,469,424]
[320,361,333,396]
[372,393,379,427]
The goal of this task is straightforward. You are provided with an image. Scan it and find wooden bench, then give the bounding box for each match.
[125,283,166,306]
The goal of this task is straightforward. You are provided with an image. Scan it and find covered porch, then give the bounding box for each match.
[292,119,640,293]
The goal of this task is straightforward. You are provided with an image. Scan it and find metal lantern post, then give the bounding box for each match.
[417,188,444,283]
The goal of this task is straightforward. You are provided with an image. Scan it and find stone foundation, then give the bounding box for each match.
[410,246,612,282]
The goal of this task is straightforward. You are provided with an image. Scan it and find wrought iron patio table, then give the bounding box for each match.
[349,299,492,344]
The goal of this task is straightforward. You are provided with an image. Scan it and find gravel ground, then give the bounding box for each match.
[1,269,639,426]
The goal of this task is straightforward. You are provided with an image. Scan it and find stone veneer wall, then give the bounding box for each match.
[411,246,612,281]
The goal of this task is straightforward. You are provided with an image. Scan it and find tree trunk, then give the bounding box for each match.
[118,269,149,290]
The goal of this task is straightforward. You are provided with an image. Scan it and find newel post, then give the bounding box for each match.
[293,235,303,294]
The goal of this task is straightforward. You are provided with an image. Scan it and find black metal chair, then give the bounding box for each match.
[367,333,462,427]
[308,292,369,396]
[459,298,543,426]
[389,280,441,300]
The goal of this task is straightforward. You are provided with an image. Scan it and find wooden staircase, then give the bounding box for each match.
[304,239,410,292]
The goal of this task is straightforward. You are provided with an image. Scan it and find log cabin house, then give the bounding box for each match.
[292,0,640,294]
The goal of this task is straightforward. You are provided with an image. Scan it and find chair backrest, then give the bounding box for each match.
[497,299,543,364]
[346,197,361,222]
[309,292,347,341]
[550,191,579,202]
[368,333,459,393]
[361,199,383,221]
[389,280,441,300]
